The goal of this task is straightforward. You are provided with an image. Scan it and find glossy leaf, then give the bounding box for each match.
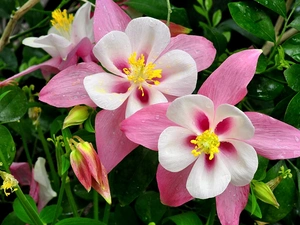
[0,47,18,72]
[111,205,139,225]
[282,33,300,62]
[1,212,24,225]
[289,17,300,30]
[55,218,106,225]
[254,156,269,181]
[135,191,167,224]
[0,125,16,169]
[284,92,300,128]
[212,9,222,27]
[13,195,37,224]
[40,205,62,224]
[0,86,28,123]
[284,64,300,91]
[110,147,158,206]
[228,2,275,42]
[163,212,203,225]
[255,0,286,18]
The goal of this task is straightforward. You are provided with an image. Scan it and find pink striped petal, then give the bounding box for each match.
[158,126,197,172]
[216,184,250,225]
[95,104,138,173]
[125,17,170,63]
[198,49,262,107]
[166,95,214,134]
[39,62,101,107]
[84,72,131,110]
[93,0,131,42]
[120,103,175,150]
[187,154,231,199]
[155,50,197,96]
[157,164,193,206]
[162,34,216,72]
[10,162,32,186]
[125,85,168,118]
[245,112,300,159]
[214,104,254,140]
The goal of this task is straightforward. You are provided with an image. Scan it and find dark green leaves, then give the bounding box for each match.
[284,64,300,91]
[282,33,300,62]
[0,125,16,168]
[163,212,203,225]
[255,0,286,18]
[284,92,300,128]
[228,2,275,42]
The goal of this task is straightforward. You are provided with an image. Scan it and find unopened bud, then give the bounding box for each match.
[63,105,89,129]
[252,180,279,209]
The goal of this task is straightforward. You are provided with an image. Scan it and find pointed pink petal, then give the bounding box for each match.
[198,49,262,107]
[216,184,249,225]
[39,62,102,107]
[95,104,138,173]
[29,173,39,205]
[10,162,32,186]
[93,0,131,42]
[245,112,300,159]
[161,34,216,72]
[120,103,175,150]
[65,37,93,64]
[157,164,193,207]
[0,57,61,87]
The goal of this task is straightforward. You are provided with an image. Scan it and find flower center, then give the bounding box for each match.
[0,171,18,196]
[123,52,162,96]
[190,130,220,160]
[50,9,74,39]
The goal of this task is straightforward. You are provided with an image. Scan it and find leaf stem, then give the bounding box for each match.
[166,0,172,26]
[64,176,79,217]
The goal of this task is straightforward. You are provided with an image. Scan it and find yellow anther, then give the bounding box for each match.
[51,9,74,38]
[124,52,162,96]
[190,130,220,160]
[0,171,18,196]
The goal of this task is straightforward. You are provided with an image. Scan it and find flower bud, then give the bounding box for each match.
[63,105,89,129]
[252,180,279,209]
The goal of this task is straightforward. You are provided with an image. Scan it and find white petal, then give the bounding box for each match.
[71,2,94,43]
[155,49,197,96]
[23,34,72,59]
[167,95,214,134]
[125,85,167,118]
[84,72,131,110]
[214,104,254,140]
[187,155,231,199]
[93,31,131,76]
[33,157,57,207]
[125,17,170,63]
[158,126,197,172]
[219,140,258,186]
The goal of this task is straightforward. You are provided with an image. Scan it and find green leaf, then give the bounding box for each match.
[135,191,167,224]
[194,5,207,18]
[228,2,275,42]
[13,195,38,224]
[284,92,300,128]
[0,47,18,72]
[284,64,300,91]
[282,33,300,62]
[245,192,262,218]
[212,10,222,27]
[110,147,158,206]
[110,205,139,225]
[0,125,16,169]
[0,86,28,123]
[254,155,269,181]
[205,0,212,11]
[289,16,300,30]
[1,212,24,225]
[55,218,106,225]
[40,205,62,224]
[163,212,203,225]
[255,0,286,18]
[0,90,11,101]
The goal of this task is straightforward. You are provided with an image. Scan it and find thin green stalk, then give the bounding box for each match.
[205,203,216,225]
[166,0,172,26]
[19,120,32,166]
[93,190,99,220]
[64,176,79,217]
[51,171,68,225]
[102,202,111,224]
[36,124,59,191]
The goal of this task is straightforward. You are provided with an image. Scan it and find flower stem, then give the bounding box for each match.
[102,202,111,224]
[64,176,79,217]
[93,189,99,220]
[19,120,32,166]
[166,0,172,26]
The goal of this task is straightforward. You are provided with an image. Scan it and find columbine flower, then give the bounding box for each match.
[69,136,111,204]
[0,171,18,196]
[0,2,94,87]
[121,49,300,225]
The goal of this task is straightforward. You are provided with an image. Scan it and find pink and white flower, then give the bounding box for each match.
[121,49,300,224]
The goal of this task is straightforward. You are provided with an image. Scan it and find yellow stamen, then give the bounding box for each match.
[50,9,74,38]
[124,52,162,96]
[0,171,18,196]
[190,130,220,160]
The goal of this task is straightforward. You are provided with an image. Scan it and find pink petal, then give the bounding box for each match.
[245,112,300,159]
[29,173,39,205]
[216,184,250,225]
[65,37,93,64]
[214,104,254,140]
[39,62,102,107]
[0,57,61,87]
[162,34,216,72]
[125,17,170,63]
[95,104,138,173]
[93,0,131,42]
[120,103,175,150]
[187,154,231,199]
[10,162,32,186]
[166,95,214,134]
[158,126,197,172]
[155,49,197,96]
[125,85,168,118]
[157,164,193,206]
[84,72,131,110]
[198,49,262,107]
